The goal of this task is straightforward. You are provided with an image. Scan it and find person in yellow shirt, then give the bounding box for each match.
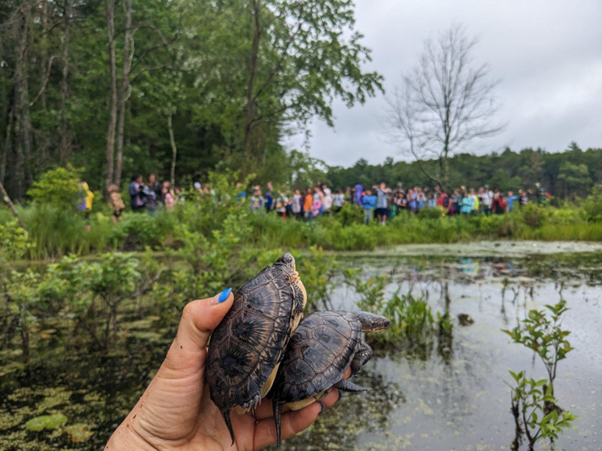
[77,180,95,232]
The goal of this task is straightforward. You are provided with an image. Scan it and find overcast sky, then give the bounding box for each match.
[285,0,602,167]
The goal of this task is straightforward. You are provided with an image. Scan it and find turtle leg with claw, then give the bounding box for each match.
[350,341,373,375]
[334,379,369,392]
[291,282,305,316]
[273,400,284,447]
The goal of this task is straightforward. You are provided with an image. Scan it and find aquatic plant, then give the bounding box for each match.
[294,246,337,312]
[503,300,577,450]
[343,269,440,354]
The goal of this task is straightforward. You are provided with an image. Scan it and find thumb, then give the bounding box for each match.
[177,288,234,353]
[161,288,234,374]
[116,289,235,446]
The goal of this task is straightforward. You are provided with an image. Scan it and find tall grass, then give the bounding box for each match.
[2,200,602,260]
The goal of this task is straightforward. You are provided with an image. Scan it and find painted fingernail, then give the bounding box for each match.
[318,402,326,415]
[218,288,232,303]
[337,390,342,402]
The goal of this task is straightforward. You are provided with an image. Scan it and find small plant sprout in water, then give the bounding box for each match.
[502,300,577,450]
[343,268,454,357]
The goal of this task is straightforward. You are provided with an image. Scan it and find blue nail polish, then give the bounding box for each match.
[218,288,232,303]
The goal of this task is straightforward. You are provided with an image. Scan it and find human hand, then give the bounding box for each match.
[105,290,342,451]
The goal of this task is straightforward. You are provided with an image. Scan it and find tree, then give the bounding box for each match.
[237,0,384,163]
[105,0,118,193]
[557,161,591,199]
[385,25,503,192]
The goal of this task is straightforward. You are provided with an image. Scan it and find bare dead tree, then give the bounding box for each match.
[385,25,504,192]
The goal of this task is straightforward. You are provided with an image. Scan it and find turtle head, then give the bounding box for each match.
[355,312,391,333]
[274,253,296,273]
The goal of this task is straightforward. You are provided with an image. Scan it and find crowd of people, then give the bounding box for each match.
[94,174,552,226]
[247,181,552,225]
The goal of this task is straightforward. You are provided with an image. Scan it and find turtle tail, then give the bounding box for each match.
[221,409,235,445]
[273,401,283,447]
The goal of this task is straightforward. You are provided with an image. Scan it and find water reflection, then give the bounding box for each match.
[329,253,602,450]
[271,370,405,450]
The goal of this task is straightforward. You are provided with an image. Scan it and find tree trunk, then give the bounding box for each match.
[114,0,134,188]
[242,0,261,158]
[0,181,27,231]
[60,0,71,164]
[40,1,48,111]
[1,105,13,187]
[442,153,449,193]
[105,0,118,193]
[14,3,34,197]
[168,113,177,187]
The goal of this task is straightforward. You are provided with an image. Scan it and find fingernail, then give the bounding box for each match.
[337,390,342,402]
[318,402,326,415]
[217,288,232,304]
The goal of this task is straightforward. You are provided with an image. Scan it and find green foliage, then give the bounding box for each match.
[417,207,444,220]
[508,372,577,446]
[503,301,577,448]
[558,161,591,198]
[27,165,83,208]
[1,252,164,352]
[111,213,166,249]
[580,185,602,222]
[0,220,31,261]
[294,246,337,312]
[326,144,602,201]
[336,203,364,227]
[0,0,382,197]
[519,203,548,228]
[4,167,602,262]
[343,269,440,353]
[503,301,574,387]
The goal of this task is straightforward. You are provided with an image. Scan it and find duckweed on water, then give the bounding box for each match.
[25,413,68,431]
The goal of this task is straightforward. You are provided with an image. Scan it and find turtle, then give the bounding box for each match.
[206,253,307,444]
[270,310,391,446]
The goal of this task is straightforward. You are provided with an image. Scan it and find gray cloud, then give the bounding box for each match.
[285,0,602,167]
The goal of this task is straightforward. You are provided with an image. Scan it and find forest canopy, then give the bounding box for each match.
[326,143,602,200]
[0,0,382,198]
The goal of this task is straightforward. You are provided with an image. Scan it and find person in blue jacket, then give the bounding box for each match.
[506,190,520,212]
[362,189,376,224]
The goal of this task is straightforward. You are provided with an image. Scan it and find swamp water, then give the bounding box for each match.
[2,242,602,450]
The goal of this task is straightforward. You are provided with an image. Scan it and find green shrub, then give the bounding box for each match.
[417,207,443,220]
[27,164,83,208]
[336,203,364,226]
[520,203,548,228]
[334,223,378,250]
[111,213,165,249]
[0,219,30,261]
[580,185,602,222]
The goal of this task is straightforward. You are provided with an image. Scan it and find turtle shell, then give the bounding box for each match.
[207,260,301,414]
[271,311,362,404]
